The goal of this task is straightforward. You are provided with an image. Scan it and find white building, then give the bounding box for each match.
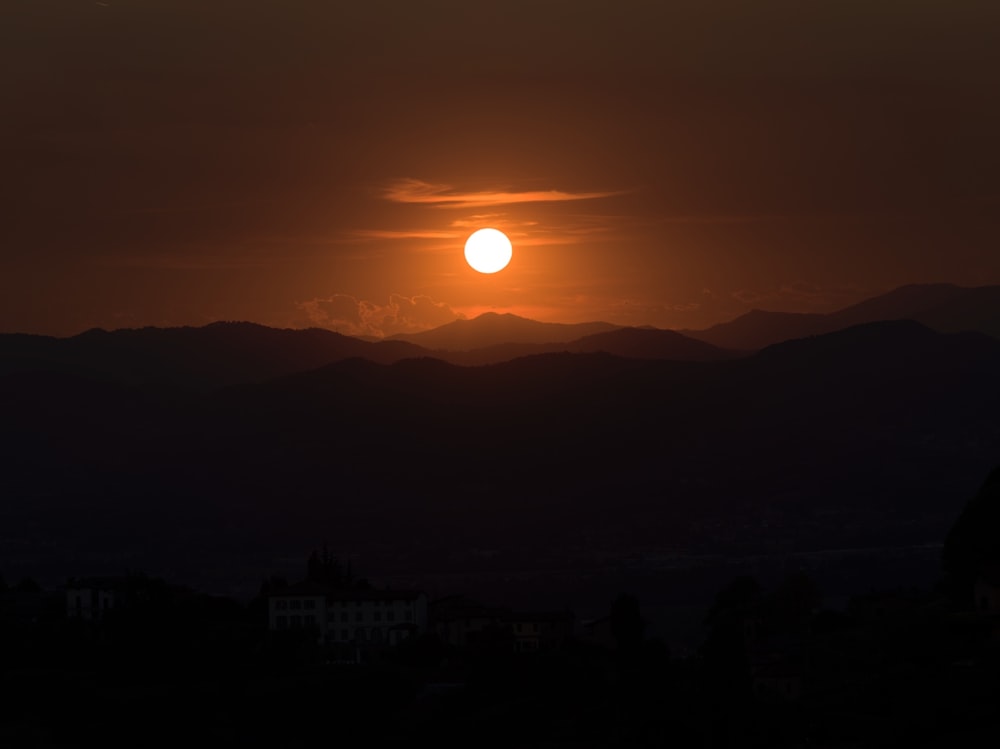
[268,582,427,647]
[66,577,121,621]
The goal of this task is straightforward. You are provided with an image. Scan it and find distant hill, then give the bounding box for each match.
[0,321,430,390]
[829,283,1000,332]
[0,319,742,390]
[439,326,739,365]
[386,312,620,351]
[683,283,1000,350]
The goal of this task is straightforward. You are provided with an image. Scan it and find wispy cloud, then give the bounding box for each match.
[383,179,625,209]
[344,218,606,250]
[731,280,866,311]
[296,293,464,338]
[448,215,521,229]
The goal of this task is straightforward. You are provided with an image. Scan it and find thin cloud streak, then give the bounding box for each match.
[383,179,625,209]
[350,229,463,241]
[448,215,525,229]
[730,281,868,311]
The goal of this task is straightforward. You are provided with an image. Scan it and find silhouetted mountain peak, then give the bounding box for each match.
[388,312,621,351]
[474,311,522,321]
[684,283,1000,350]
[74,327,111,338]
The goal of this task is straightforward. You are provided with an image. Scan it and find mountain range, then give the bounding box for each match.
[2,283,998,389]
[2,282,999,602]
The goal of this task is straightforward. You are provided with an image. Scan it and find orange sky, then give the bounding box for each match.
[3,0,1000,337]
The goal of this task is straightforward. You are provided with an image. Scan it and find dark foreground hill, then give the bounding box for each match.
[2,320,999,604]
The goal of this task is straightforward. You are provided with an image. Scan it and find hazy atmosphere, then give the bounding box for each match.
[5,3,1000,747]
[4,0,1000,336]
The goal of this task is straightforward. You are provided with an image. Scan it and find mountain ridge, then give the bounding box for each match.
[386,311,621,350]
[0,318,734,389]
[3,283,1000,390]
[3,318,1000,598]
[682,283,1000,350]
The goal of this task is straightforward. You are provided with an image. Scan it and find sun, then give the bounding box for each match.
[464,228,512,274]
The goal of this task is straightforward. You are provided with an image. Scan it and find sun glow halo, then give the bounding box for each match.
[464,228,512,274]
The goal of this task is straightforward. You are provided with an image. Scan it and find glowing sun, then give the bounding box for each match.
[464,228,512,274]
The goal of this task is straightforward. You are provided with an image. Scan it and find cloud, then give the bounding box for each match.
[345,217,607,250]
[731,281,865,311]
[382,178,624,209]
[297,293,464,338]
[448,215,516,229]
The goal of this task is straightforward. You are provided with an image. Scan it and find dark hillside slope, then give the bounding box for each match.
[440,326,737,365]
[0,322,429,390]
[2,322,999,592]
[387,312,619,350]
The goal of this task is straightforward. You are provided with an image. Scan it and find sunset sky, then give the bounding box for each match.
[4,0,999,337]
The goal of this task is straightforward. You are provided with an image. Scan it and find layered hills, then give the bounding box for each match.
[5,283,998,390]
[3,296,1000,599]
[682,283,1000,350]
[386,312,620,350]
[0,316,734,389]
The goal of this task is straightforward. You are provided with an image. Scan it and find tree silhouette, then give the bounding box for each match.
[702,578,759,677]
[306,544,348,587]
[942,464,1000,605]
[610,593,644,653]
[767,572,820,631]
[704,575,761,629]
[14,577,41,593]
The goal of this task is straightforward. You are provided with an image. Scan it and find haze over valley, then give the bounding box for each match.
[4,283,998,631]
